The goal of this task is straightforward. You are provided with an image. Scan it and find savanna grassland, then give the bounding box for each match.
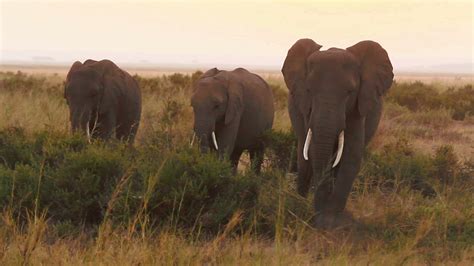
[0,68,473,265]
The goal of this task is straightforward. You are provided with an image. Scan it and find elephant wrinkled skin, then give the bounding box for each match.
[64,59,142,144]
[191,68,274,173]
[282,39,394,228]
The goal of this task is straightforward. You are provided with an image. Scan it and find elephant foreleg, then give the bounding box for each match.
[96,112,116,140]
[250,146,264,174]
[230,148,244,175]
[289,98,313,197]
[116,120,139,144]
[296,138,313,197]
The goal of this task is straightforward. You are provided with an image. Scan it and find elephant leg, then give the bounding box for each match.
[115,123,127,141]
[296,138,313,197]
[289,98,312,197]
[249,146,264,174]
[230,148,244,174]
[116,120,139,144]
[95,112,116,140]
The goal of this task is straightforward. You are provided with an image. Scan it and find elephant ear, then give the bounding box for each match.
[66,61,83,81]
[281,39,322,94]
[347,41,394,116]
[199,67,221,79]
[224,74,243,125]
[65,61,83,98]
[282,39,322,117]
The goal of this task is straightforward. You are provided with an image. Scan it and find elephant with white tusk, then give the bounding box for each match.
[191,67,274,174]
[282,39,394,228]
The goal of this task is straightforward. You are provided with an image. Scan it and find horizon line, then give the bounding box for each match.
[0,61,473,76]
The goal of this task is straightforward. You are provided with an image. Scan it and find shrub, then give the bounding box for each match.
[0,164,42,214]
[361,138,436,196]
[387,82,474,121]
[0,128,265,232]
[440,85,474,120]
[143,147,260,232]
[133,71,203,96]
[0,127,33,168]
[433,145,458,185]
[262,129,297,172]
[361,137,471,197]
[0,71,46,94]
[47,144,130,224]
[387,81,441,111]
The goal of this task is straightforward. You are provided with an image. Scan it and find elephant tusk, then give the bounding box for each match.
[190,133,196,146]
[212,131,218,150]
[303,128,312,160]
[86,121,91,143]
[332,131,344,168]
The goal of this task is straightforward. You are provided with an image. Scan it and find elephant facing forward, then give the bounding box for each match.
[282,39,393,228]
[64,59,142,144]
[191,68,274,173]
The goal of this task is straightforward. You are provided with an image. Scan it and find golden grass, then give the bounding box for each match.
[1,182,472,265]
[0,69,473,265]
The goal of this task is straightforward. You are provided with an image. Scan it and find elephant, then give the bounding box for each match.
[64,59,142,144]
[282,39,393,228]
[191,67,274,173]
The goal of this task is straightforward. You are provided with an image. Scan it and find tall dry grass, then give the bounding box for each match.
[0,70,473,264]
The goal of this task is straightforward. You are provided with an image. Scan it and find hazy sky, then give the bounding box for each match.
[1,0,473,72]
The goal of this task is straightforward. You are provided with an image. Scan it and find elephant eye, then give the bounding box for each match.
[213,104,219,110]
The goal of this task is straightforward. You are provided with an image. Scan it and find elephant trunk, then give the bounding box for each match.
[310,126,338,179]
[194,117,216,153]
[71,108,92,142]
[310,125,338,212]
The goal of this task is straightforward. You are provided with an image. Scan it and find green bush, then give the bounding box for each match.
[0,129,129,224]
[0,127,33,168]
[440,85,474,120]
[145,147,259,231]
[361,138,436,196]
[133,71,202,96]
[262,129,297,172]
[0,71,63,97]
[387,82,474,121]
[361,138,471,197]
[387,81,442,111]
[0,71,46,94]
[433,145,458,185]
[0,128,264,232]
[47,144,130,224]
[0,164,41,213]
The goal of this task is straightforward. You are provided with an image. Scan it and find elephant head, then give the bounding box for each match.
[282,39,393,183]
[191,68,243,153]
[64,60,105,140]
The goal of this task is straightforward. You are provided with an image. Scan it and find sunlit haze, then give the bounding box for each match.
[1,0,473,73]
